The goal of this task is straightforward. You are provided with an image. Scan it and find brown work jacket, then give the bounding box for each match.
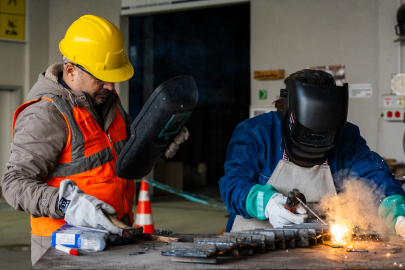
[1,63,133,219]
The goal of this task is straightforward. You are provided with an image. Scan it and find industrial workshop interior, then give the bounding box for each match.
[5,0,405,269]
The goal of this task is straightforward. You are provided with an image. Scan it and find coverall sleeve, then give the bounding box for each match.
[340,124,405,232]
[219,122,274,219]
[1,100,68,219]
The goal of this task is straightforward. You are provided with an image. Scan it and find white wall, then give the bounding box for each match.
[0,0,49,188]
[0,0,50,97]
[0,0,50,98]
[378,0,405,162]
[251,0,381,152]
[26,0,49,97]
[0,41,25,89]
[48,0,121,64]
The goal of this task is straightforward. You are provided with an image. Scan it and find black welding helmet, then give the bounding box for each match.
[395,3,405,42]
[281,80,348,167]
[115,75,198,179]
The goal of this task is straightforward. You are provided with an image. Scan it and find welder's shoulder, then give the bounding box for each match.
[342,121,361,136]
[239,111,281,131]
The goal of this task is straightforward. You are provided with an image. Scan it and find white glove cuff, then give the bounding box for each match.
[395,216,405,237]
[264,193,283,218]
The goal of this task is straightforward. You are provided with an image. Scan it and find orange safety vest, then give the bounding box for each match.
[13,93,135,237]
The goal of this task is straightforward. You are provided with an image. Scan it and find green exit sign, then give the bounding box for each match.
[259,89,267,100]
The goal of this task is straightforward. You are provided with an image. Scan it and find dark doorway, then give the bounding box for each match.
[128,3,250,189]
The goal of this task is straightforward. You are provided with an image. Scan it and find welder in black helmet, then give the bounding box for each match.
[219,69,405,238]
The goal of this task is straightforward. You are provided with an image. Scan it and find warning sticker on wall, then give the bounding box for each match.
[383,97,392,107]
[0,0,25,15]
[349,84,373,98]
[0,13,24,40]
[0,0,25,41]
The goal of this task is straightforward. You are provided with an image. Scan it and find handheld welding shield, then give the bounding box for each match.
[115,75,198,179]
[281,80,348,167]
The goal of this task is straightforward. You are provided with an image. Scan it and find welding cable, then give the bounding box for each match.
[142,178,228,211]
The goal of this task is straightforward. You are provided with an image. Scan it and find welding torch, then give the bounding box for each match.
[284,188,306,213]
[284,188,328,226]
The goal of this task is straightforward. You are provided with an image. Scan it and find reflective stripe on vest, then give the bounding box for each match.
[13,93,135,237]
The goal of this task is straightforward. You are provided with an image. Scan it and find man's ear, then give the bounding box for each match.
[63,63,76,81]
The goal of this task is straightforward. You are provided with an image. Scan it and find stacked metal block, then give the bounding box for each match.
[162,223,331,263]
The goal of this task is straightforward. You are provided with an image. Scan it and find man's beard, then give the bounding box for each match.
[89,89,110,105]
[90,96,107,105]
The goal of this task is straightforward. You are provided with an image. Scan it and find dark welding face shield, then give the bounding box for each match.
[280,80,348,167]
[115,75,198,179]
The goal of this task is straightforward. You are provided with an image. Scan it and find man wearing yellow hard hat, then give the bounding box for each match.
[1,15,188,265]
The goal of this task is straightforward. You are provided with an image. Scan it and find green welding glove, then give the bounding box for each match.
[378,194,405,237]
[246,184,279,219]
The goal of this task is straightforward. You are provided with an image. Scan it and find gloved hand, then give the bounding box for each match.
[265,193,308,228]
[58,179,121,234]
[165,126,190,158]
[395,216,405,238]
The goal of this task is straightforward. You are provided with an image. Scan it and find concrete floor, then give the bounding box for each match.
[0,193,228,270]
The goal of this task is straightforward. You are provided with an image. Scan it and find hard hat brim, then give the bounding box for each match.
[89,56,134,83]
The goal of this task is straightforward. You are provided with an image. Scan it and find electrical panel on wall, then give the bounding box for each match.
[381,73,405,122]
[382,95,404,121]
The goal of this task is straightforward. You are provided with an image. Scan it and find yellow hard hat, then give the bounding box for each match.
[59,15,133,83]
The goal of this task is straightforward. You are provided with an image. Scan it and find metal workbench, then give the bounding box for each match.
[32,234,405,269]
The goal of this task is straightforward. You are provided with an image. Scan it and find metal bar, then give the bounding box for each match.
[162,242,216,257]
[237,230,276,250]
[296,197,328,225]
[259,229,290,249]
[171,257,217,264]
[194,238,237,254]
[221,233,266,253]
[282,228,309,247]
[283,230,296,249]
[347,249,368,253]
[290,223,330,233]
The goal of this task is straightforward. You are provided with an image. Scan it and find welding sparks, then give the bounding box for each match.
[330,224,351,244]
[319,178,389,248]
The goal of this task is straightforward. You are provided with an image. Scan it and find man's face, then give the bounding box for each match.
[75,69,115,105]
[64,62,115,105]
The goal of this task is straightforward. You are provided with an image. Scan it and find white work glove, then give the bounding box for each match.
[395,216,405,238]
[265,193,308,228]
[58,179,120,234]
[165,126,190,158]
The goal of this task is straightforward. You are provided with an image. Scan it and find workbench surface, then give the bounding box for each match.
[32,234,405,269]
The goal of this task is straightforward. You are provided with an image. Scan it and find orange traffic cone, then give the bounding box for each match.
[135,179,155,234]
